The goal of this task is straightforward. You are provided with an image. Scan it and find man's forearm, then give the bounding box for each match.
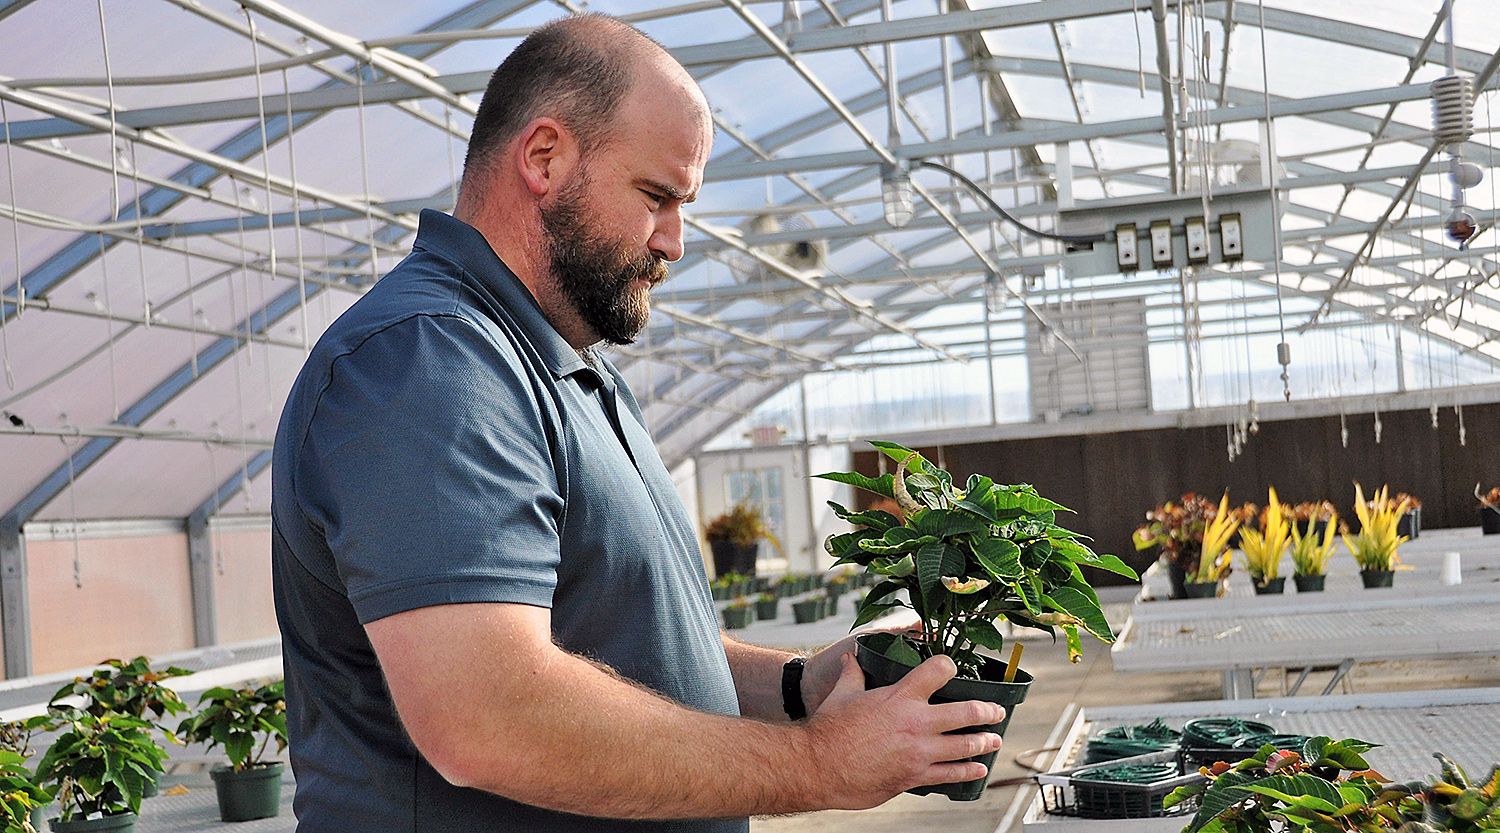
[721,633,800,722]
[452,646,825,819]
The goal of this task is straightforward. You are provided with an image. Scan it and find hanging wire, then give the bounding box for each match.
[59,434,83,589]
[354,63,380,284]
[444,103,459,213]
[96,0,121,223]
[241,6,279,285]
[205,440,225,576]
[0,99,19,389]
[280,70,311,356]
[126,142,151,327]
[181,244,200,377]
[1256,0,1291,401]
[95,233,121,421]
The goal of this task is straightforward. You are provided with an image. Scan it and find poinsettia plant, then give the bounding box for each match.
[817,441,1137,678]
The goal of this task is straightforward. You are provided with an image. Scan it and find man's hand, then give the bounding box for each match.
[801,614,920,715]
[804,651,1007,809]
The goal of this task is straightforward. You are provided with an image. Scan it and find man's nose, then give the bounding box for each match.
[649,210,685,263]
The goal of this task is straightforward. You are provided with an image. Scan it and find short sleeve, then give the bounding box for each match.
[294,314,564,624]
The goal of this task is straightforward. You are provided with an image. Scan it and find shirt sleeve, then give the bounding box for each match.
[294,313,564,624]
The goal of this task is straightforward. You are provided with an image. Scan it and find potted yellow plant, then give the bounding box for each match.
[1289,509,1339,592]
[1238,488,1290,594]
[1345,483,1409,588]
[1184,493,1239,598]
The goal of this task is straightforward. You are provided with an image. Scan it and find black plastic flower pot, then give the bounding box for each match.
[1182,581,1218,599]
[1397,508,1421,540]
[1481,507,1500,535]
[791,599,820,624]
[755,598,779,620]
[1252,577,1285,595]
[1360,569,1394,589]
[211,763,284,822]
[140,771,159,799]
[814,596,829,619]
[1166,563,1188,600]
[49,813,137,833]
[1293,574,1326,593]
[710,584,728,601]
[855,633,1032,802]
[723,605,753,629]
[826,594,840,617]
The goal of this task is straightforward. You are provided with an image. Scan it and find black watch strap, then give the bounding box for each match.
[781,656,808,720]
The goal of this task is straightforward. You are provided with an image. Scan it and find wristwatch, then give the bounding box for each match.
[781,656,808,720]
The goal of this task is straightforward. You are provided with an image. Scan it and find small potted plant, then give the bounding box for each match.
[1391,491,1422,540]
[0,749,50,833]
[1134,494,1218,600]
[754,592,779,621]
[791,596,821,624]
[1238,488,1290,594]
[1182,493,1238,598]
[2,714,55,830]
[819,441,1136,801]
[704,503,778,579]
[175,682,287,823]
[722,597,753,630]
[1228,501,1259,550]
[49,657,190,800]
[33,709,166,833]
[1346,483,1409,588]
[775,574,799,599]
[1289,500,1336,541]
[1478,485,1500,535]
[1288,510,1339,592]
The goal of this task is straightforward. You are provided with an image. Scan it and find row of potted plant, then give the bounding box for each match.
[721,572,871,629]
[1,657,288,832]
[1168,735,1499,833]
[1135,484,1419,599]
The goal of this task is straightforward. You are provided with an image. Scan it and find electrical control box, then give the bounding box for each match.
[1056,186,1278,278]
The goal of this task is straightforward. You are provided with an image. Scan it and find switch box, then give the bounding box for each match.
[1150,220,1173,267]
[1115,223,1139,271]
[1220,212,1243,260]
[1185,216,1209,264]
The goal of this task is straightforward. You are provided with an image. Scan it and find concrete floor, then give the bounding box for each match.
[738,589,1500,833]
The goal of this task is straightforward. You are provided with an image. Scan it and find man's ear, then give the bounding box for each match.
[515,117,577,199]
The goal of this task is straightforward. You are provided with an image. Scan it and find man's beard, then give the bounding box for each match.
[539,176,668,346]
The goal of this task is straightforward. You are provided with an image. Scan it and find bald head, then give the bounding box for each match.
[461,14,705,187]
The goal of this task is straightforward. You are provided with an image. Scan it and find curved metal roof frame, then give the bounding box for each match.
[0,0,1497,525]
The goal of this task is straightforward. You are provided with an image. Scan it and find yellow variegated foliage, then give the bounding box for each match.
[1193,492,1240,583]
[1289,510,1339,577]
[1343,483,1410,571]
[1239,486,1290,584]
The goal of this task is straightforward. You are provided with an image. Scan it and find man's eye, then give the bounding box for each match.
[641,190,665,207]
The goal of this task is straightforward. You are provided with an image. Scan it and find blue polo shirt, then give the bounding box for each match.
[270,209,743,832]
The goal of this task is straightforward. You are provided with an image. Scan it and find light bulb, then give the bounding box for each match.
[881,163,913,228]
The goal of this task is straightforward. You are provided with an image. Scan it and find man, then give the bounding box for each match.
[270,14,1005,832]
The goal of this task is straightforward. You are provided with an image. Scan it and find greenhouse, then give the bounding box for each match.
[0,0,1497,831]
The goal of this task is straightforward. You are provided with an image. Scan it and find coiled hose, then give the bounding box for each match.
[1085,719,1182,763]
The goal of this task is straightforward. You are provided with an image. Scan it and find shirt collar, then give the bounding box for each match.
[411,209,591,381]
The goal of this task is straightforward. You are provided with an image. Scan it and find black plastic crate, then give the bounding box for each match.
[1039,750,1206,820]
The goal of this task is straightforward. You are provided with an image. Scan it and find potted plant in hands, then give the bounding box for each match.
[704,503,778,578]
[1239,489,1291,594]
[49,658,190,799]
[1346,484,1409,589]
[1183,493,1238,598]
[33,709,166,833]
[818,441,1137,801]
[1477,485,1500,535]
[175,682,287,823]
[1288,511,1339,592]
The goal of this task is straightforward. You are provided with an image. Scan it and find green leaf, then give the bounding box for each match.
[814,471,895,499]
[870,555,915,577]
[868,440,921,468]
[1053,538,1139,580]
[962,620,1006,650]
[825,529,881,561]
[852,600,902,628]
[953,497,999,524]
[1312,738,1378,771]
[857,527,938,556]
[225,732,253,768]
[915,541,946,602]
[963,474,995,501]
[914,509,988,539]
[1184,771,1258,833]
[972,538,1023,580]
[882,636,923,667]
[827,500,900,532]
[991,486,1070,515]
[1239,774,1344,813]
[1165,783,1205,810]
[1044,587,1114,643]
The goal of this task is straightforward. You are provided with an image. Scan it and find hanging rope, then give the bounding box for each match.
[127,142,151,327]
[59,433,83,589]
[1257,0,1291,401]
[181,244,200,377]
[0,98,19,389]
[354,62,379,284]
[95,233,120,421]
